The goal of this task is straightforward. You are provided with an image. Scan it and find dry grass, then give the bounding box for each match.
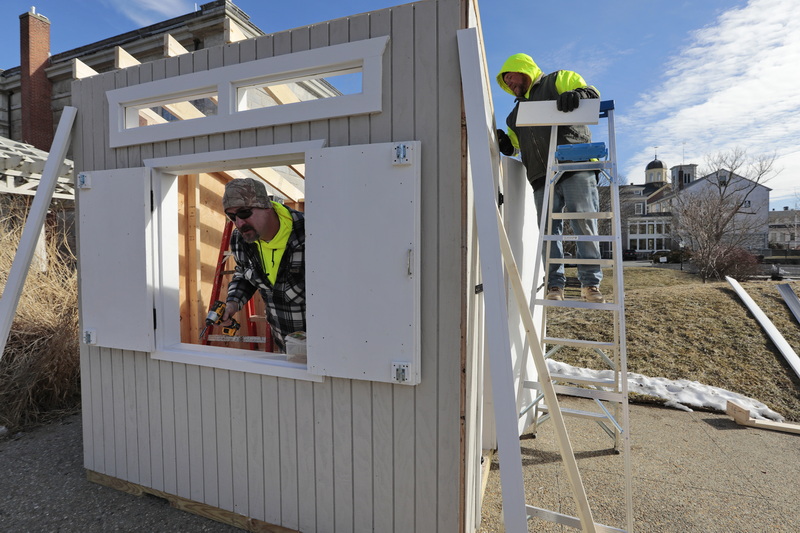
[549,266,800,422]
[0,199,80,432]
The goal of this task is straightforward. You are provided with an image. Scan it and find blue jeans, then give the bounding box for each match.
[533,170,602,288]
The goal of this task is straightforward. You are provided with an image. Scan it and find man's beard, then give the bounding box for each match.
[240,225,261,243]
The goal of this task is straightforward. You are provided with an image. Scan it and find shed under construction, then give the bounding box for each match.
[70,1,547,531]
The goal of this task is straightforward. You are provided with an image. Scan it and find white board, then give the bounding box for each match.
[305,142,421,385]
[516,99,600,126]
[78,168,155,352]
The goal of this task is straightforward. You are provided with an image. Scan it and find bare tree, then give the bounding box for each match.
[671,147,777,282]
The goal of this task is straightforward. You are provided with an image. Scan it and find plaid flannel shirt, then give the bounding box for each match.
[226,207,305,353]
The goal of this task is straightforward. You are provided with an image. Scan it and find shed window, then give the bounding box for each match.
[107,36,388,148]
[141,141,421,384]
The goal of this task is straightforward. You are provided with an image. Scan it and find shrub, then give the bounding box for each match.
[716,247,761,281]
[0,197,79,433]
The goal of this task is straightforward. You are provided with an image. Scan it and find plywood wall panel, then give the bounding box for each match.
[214,368,235,512]
[198,366,218,506]
[159,360,178,496]
[230,371,249,516]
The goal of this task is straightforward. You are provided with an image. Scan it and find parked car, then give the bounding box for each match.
[622,249,638,261]
[649,250,671,263]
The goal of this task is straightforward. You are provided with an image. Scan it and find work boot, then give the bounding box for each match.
[581,286,605,303]
[546,286,564,301]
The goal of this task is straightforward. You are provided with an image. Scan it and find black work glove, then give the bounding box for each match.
[496,129,514,156]
[556,90,580,112]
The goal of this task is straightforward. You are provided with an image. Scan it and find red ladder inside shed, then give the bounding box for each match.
[200,219,273,351]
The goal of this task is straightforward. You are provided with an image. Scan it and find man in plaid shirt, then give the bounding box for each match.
[219,178,305,353]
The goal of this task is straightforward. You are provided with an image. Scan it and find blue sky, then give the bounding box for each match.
[1,0,798,209]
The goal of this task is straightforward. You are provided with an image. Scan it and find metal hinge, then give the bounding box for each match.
[392,143,412,165]
[391,362,410,383]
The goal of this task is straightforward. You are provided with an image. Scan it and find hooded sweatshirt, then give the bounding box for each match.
[496,53,599,189]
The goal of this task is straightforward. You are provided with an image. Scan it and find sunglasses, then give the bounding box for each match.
[225,208,254,222]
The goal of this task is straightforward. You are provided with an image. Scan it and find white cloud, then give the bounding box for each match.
[103,0,194,27]
[622,0,800,203]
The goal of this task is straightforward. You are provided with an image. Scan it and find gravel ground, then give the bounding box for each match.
[0,414,238,532]
[480,397,800,532]
[3,400,799,533]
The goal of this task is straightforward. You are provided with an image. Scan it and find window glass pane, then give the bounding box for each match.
[126,93,218,129]
[237,70,362,111]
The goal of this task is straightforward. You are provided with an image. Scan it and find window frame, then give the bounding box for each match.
[145,141,326,381]
[107,36,389,148]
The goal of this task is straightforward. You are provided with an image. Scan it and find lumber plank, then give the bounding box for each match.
[86,470,299,532]
[726,401,800,435]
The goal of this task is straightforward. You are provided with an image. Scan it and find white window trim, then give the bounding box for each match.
[145,140,326,381]
[108,36,389,148]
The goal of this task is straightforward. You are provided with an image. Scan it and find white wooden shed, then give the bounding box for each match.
[72,0,539,530]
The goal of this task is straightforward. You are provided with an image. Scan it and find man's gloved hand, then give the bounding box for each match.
[557,90,580,112]
[496,129,514,156]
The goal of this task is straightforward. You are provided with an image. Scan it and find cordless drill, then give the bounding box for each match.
[199,300,240,339]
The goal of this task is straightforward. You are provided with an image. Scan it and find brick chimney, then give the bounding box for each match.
[20,8,54,151]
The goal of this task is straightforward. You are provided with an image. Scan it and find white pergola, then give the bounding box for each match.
[0,135,74,200]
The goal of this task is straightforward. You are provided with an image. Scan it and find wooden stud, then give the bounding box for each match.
[165,34,190,57]
[726,401,800,435]
[115,46,140,69]
[73,58,98,79]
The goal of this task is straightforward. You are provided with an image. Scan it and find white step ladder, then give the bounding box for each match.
[457,28,634,533]
[519,98,634,531]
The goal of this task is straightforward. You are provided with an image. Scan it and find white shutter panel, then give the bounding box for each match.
[78,168,154,352]
[305,142,421,384]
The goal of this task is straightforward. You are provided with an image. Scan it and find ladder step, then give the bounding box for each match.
[533,299,622,311]
[543,337,616,349]
[551,211,613,220]
[207,335,268,343]
[523,381,624,403]
[547,258,614,267]
[539,405,615,422]
[553,161,613,172]
[549,372,618,388]
[542,235,615,242]
[526,505,627,533]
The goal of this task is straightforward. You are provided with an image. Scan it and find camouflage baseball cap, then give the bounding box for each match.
[222,178,272,210]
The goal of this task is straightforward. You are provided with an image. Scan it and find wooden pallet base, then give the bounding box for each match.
[86,470,299,533]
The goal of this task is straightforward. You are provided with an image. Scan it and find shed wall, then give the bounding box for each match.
[73,1,472,531]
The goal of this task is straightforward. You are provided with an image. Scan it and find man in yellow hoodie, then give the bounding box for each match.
[496,53,604,303]
[219,178,306,352]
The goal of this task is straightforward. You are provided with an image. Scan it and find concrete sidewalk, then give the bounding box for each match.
[480,396,800,532]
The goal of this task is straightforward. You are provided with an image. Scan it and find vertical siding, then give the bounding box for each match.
[75,1,470,531]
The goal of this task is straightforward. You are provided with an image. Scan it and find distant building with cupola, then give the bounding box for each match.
[615,153,768,258]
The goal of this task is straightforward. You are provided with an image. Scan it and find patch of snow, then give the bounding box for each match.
[547,359,785,422]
